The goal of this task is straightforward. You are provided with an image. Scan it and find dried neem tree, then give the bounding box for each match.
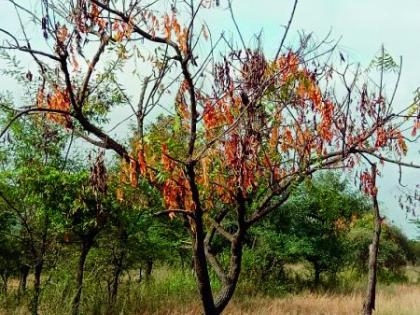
[1,1,419,314]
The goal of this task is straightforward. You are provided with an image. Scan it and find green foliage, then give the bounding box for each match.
[0,107,415,312]
[346,213,414,281]
[367,48,399,73]
[245,172,370,287]
[0,113,416,313]
[241,172,415,290]
[408,234,420,265]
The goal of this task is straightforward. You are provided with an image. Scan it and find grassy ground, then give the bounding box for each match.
[1,266,419,315]
[221,285,420,315]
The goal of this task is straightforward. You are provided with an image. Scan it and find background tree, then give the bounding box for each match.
[246,172,370,287]
[0,107,75,315]
[0,208,19,293]
[408,239,420,265]
[347,213,414,281]
[60,153,111,315]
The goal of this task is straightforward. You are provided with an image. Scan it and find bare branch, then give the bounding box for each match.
[208,217,234,242]
[78,35,110,105]
[0,108,74,140]
[154,209,195,219]
[274,0,298,60]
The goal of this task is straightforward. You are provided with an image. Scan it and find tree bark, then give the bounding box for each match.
[186,165,217,315]
[71,238,93,315]
[214,237,243,314]
[179,250,186,274]
[31,215,49,315]
[19,265,30,294]
[138,267,142,283]
[145,258,153,280]
[192,213,217,315]
[362,164,381,315]
[108,265,122,311]
[313,261,321,288]
[0,270,9,294]
[31,261,43,315]
[107,230,127,313]
[211,193,247,314]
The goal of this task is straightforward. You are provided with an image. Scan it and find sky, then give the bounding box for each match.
[0,0,419,237]
[200,1,420,237]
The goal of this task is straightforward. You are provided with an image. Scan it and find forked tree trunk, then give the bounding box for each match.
[207,194,247,314]
[206,242,244,315]
[214,238,243,314]
[362,164,381,315]
[215,192,248,314]
[31,261,43,315]
[72,237,93,315]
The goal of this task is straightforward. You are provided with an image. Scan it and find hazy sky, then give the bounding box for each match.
[203,0,420,238]
[1,0,419,237]
[200,1,420,236]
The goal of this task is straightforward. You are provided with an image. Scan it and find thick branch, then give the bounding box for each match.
[208,218,234,243]
[0,108,74,140]
[358,149,420,169]
[78,35,110,105]
[91,0,178,49]
[153,209,195,219]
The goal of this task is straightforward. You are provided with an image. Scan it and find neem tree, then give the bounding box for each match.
[0,1,419,314]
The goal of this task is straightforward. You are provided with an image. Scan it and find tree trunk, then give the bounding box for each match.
[214,238,243,314]
[0,270,9,294]
[106,263,123,315]
[186,165,217,315]
[71,238,93,315]
[207,193,247,314]
[107,230,127,313]
[19,265,30,294]
[145,258,153,280]
[362,164,381,315]
[138,267,142,283]
[31,261,43,315]
[108,265,123,312]
[314,261,321,288]
[213,192,248,314]
[192,215,217,315]
[362,219,381,315]
[179,250,185,274]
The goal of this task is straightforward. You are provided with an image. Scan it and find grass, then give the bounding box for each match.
[1,266,419,315]
[220,284,420,315]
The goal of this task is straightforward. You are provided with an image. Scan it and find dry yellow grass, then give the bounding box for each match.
[2,268,419,315]
[145,284,420,315]
[1,285,419,315]
[225,285,420,315]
